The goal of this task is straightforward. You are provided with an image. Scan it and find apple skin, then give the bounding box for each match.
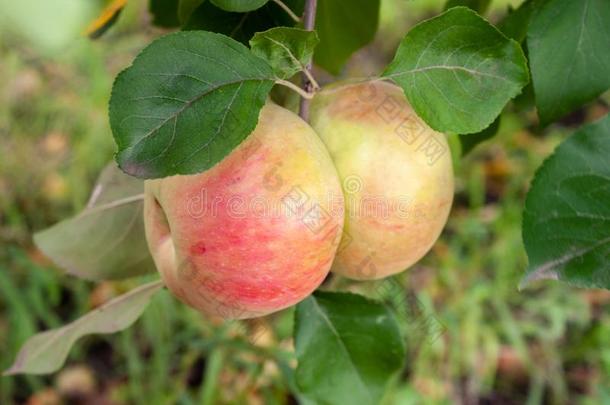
[144,103,344,319]
[310,81,454,280]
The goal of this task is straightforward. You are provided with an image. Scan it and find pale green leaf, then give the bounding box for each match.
[4,280,164,376]
[250,27,318,79]
[34,163,155,281]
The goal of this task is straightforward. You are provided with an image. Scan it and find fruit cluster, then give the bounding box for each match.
[144,81,454,319]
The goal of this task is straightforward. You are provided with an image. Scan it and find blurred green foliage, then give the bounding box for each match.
[0,0,609,404]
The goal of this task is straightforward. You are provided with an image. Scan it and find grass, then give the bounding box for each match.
[1,1,609,404]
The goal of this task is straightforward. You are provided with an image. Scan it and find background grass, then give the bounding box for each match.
[1,0,609,404]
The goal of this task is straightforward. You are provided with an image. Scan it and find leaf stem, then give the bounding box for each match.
[78,193,145,217]
[276,79,314,99]
[298,0,318,121]
[271,0,301,23]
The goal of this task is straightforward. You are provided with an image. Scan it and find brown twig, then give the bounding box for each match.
[298,0,318,121]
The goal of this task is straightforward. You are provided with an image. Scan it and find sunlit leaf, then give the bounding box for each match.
[383,7,529,135]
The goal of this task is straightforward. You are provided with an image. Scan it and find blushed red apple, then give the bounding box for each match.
[144,103,344,319]
[310,81,454,280]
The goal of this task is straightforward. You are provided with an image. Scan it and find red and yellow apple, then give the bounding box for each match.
[310,81,454,280]
[144,103,344,319]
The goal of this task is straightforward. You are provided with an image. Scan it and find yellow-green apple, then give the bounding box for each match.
[144,103,344,319]
[310,81,454,280]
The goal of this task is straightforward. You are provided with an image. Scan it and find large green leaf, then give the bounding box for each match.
[522,114,610,289]
[314,0,380,75]
[250,27,318,79]
[527,0,610,126]
[34,164,155,280]
[383,7,529,135]
[110,31,275,178]
[184,0,304,44]
[211,0,268,12]
[294,291,405,405]
[3,280,164,375]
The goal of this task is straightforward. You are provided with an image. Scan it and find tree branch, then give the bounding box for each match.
[298,0,318,121]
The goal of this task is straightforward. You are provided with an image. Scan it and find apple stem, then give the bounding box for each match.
[298,0,318,121]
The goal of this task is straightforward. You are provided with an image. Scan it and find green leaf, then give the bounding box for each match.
[3,280,164,375]
[383,7,529,135]
[522,114,610,289]
[497,0,540,43]
[178,0,205,24]
[34,164,155,281]
[250,27,318,79]
[294,291,405,405]
[184,0,304,44]
[109,31,275,178]
[211,0,268,12]
[496,1,542,114]
[149,0,180,28]
[444,0,491,14]
[314,0,380,75]
[460,115,501,155]
[527,0,610,126]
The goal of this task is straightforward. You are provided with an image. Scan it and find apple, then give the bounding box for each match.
[310,81,454,280]
[144,103,344,319]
